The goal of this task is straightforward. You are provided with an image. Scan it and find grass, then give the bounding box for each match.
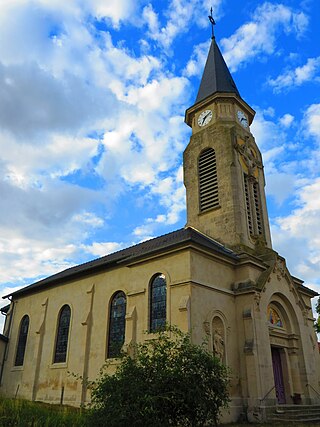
[0,396,86,426]
[0,397,319,426]
[224,425,320,427]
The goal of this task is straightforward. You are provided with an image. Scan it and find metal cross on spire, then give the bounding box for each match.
[208,7,216,39]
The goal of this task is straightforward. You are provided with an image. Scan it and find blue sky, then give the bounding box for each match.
[0,0,319,327]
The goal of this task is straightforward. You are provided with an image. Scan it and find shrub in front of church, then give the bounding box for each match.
[87,326,230,427]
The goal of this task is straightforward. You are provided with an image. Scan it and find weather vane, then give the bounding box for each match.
[208,7,216,39]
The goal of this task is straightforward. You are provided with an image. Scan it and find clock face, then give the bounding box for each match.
[198,109,213,127]
[237,110,249,128]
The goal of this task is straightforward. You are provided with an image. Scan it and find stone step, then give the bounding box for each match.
[266,412,320,419]
[272,409,320,415]
[265,404,320,423]
[277,404,320,410]
[268,417,320,423]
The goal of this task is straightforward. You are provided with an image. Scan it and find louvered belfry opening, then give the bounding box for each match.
[253,181,263,235]
[244,175,253,235]
[244,173,264,237]
[198,148,219,212]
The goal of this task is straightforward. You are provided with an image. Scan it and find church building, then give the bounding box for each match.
[0,32,319,423]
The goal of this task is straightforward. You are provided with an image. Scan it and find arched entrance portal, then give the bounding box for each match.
[267,299,304,405]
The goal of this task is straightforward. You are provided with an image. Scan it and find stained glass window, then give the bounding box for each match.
[54,305,71,363]
[107,291,126,358]
[268,306,283,328]
[15,315,29,366]
[150,274,167,332]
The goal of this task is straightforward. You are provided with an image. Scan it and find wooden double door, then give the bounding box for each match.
[271,347,286,404]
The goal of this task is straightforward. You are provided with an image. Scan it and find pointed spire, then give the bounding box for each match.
[195,37,240,104]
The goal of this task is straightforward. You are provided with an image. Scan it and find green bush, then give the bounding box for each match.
[87,326,230,427]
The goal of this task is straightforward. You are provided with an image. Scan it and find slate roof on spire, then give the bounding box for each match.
[195,37,240,104]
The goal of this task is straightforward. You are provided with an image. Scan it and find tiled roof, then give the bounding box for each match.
[3,227,238,299]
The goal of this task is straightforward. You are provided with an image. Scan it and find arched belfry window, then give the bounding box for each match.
[150,274,167,332]
[107,291,127,358]
[198,148,219,212]
[15,315,29,366]
[54,305,71,363]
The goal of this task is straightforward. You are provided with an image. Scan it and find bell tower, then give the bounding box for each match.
[184,33,272,251]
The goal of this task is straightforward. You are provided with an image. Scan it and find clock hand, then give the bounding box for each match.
[202,113,210,124]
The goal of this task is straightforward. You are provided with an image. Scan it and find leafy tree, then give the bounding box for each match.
[87,326,230,427]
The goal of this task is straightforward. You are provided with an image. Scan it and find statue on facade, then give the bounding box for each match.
[213,328,224,361]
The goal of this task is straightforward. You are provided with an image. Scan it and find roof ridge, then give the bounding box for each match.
[3,227,237,299]
[186,226,235,254]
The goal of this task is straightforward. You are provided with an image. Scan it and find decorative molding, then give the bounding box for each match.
[273,258,286,281]
[234,136,262,177]
[178,295,190,312]
[127,289,146,297]
[36,298,48,334]
[81,284,95,326]
[125,306,137,320]
[254,292,261,311]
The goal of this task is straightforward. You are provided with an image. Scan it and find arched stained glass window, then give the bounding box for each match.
[107,291,126,358]
[268,305,283,328]
[15,315,29,366]
[54,305,71,363]
[150,274,167,332]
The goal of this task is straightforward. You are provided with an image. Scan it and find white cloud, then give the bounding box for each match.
[251,108,302,206]
[268,56,320,92]
[132,165,186,241]
[305,104,320,140]
[81,241,124,257]
[0,234,77,285]
[142,0,223,50]
[73,212,104,228]
[0,133,101,186]
[273,178,320,282]
[250,108,286,152]
[0,62,116,138]
[251,102,320,289]
[266,172,296,205]
[184,41,210,78]
[89,0,136,26]
[279,113,294,128]
[126,77,189,112]
[221,3,309,71]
